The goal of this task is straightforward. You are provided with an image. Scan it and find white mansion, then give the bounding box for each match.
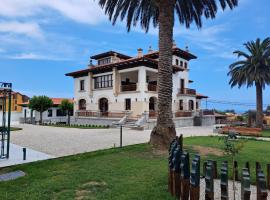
[66,44,214,128]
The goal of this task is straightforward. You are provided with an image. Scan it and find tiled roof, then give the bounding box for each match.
[90,51,131,60]
[66,56,184,77]
[18,98,73,106]
[196,93,208,99]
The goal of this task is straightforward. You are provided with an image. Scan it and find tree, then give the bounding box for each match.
[29,96,53,124]
[98,0,238,149]
[60,99,73,126]
[228,38,270,128]
[220,134,245,200]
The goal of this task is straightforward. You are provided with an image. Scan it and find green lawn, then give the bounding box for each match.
[10,127,23,131]
[262,129,270,138]
[0,136,269,200]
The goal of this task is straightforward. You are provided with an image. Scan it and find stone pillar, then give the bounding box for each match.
[113,67,119,96]
[138,67,146,92]
[89,72,93,97]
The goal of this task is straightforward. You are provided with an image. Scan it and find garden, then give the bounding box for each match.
[0,136,269,199]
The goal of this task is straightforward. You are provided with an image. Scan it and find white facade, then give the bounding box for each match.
[67,48,206,119]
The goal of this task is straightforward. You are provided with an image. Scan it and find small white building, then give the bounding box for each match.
[19,98,73,124]
[66,44,214,127]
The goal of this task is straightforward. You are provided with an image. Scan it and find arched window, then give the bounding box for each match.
[78,99,86,110]
[188,100,194,111]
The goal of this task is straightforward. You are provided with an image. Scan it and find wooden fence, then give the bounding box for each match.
[168,135,270,200]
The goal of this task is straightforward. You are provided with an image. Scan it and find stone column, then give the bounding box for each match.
[88,72,93,98]
[113,67,119,96]
[138,67,146,92]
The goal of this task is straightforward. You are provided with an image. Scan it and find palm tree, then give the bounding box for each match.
[228,38,270,128]
[98,0,238,149]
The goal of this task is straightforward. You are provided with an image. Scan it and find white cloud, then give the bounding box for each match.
[0,21,43,39]
[0,0,105,25]
[8,52,71,61]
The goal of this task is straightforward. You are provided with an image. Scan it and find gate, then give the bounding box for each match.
[0,82,12,159]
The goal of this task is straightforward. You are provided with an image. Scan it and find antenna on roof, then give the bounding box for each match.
[173,40,177,48]
[89,59,94,67]
[185,45,189,52]
[148,46,153,53]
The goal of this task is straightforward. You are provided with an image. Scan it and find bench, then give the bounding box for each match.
[221,126,262,137]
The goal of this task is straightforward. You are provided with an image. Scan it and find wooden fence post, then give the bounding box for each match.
[190,155,200,200]
[241,168,251,200]
[205,162,214,200]
[234,161,239,181]
[168,139,178,195]
[220,161,229,200]
[257,170,268,200]
[180,152,190,200]
[171,146,181,197]
[267,164,270,190]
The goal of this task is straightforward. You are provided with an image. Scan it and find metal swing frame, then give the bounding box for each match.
[0,82,12,159]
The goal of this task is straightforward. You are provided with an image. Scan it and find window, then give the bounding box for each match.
[179,100,183,110]
[0,105,2,111]
[94,74,113,89]
[125,99,131,110]
[98,57,111,65]
[48,109,53,117]
[79,99,87,110]
[184,62,188,69]
[189,100,194,111]
[80,80,85,91]
[57,109,66,117]
[196,102,199,110]
[180,61,183,67]
[14,106,17,111]
[176,59,179,65]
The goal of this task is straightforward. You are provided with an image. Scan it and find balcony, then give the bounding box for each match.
[178,88,196,95]
[148,84,157,92]
[121,84,137,92]
[76,110,126,118]
[174,111,193,118]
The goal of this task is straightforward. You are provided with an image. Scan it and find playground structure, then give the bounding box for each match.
[0,82,12,159]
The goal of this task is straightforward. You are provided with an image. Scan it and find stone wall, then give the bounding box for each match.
[71,117,119,126]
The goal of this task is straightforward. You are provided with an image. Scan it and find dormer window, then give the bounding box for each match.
[98,57,111,65]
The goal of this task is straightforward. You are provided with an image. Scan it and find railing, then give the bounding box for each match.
[202,109,215,116]
[174,111,193,118]
[178,88,196,95]
[121,84,137,92]
[148,84,157,92]
[149,111,157,118]
[76,110,126,118]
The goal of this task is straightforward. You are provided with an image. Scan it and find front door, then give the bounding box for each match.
[99,98,108,116]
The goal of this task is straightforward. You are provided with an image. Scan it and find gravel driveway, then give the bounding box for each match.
[11,125,214,157]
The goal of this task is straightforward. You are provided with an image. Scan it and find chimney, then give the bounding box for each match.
[148,46,153,53]
[89,59,94,68]
[172,40,177,48]
[137,48,143,57]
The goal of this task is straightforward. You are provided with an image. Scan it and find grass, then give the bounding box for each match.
[261,129,270,138]
[0,136,269,199]
[10,127,22,131]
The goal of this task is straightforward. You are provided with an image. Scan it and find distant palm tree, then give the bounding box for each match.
[98,0,238,149]
[228,38,270,128]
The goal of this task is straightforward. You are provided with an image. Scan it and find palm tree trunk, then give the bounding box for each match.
[150,0,176,149]
[255,83,263,128]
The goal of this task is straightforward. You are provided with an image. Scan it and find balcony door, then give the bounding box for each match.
[99,98,108,116]
[180,79,185,94]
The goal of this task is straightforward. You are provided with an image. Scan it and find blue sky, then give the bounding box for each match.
[0,0,269,112]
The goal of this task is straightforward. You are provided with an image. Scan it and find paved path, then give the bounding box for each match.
[0,143,53,168]
[10,125,214,157]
